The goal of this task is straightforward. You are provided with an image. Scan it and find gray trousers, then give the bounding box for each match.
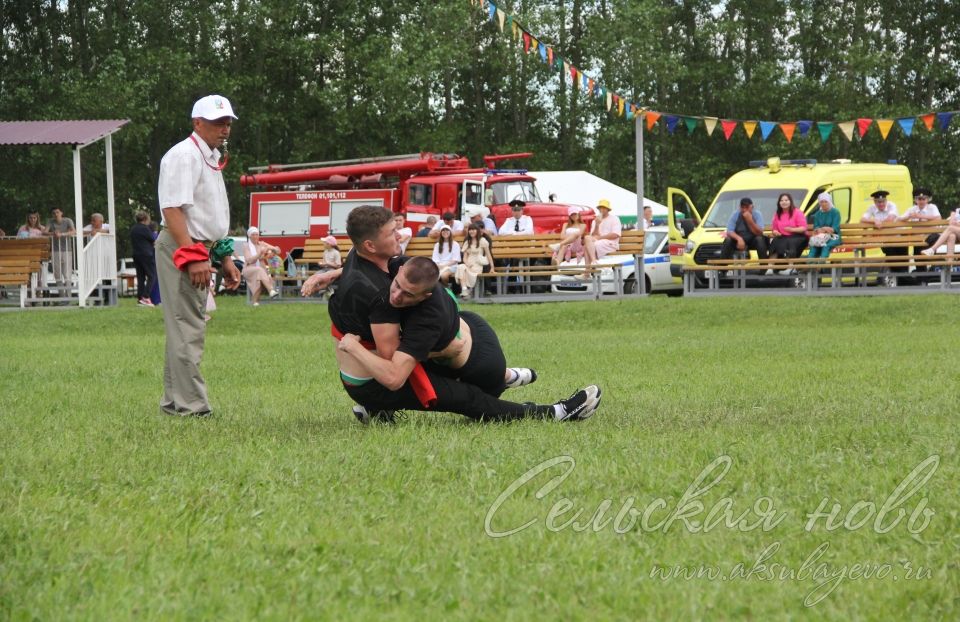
[51,249,74,296]
[156,230,210,414]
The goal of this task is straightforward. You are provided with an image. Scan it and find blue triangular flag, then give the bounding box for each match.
[487,2,496,21]
[626,103,634,120]
[582,74,589,91]
[665,115,680,134]
[937,112,954,131]
[538,43,547,62]
[759,121,777,141]
[897,117,914,136]
[796,120,813,137]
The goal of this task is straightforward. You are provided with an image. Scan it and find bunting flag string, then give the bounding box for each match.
[478,1,959,144]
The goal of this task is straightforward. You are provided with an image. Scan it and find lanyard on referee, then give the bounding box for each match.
[189,134,229,171]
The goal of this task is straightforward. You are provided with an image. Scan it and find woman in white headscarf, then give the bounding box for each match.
[242,226,281,305]
[807,193,842,259]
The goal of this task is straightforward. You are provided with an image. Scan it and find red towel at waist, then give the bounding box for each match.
[330,324,437,408]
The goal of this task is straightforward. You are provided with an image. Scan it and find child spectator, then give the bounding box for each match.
[432,225,461,285]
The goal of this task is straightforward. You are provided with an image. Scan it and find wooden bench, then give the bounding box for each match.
[476,229,647,301]
[682,221,957,294]
[0,239,53,306]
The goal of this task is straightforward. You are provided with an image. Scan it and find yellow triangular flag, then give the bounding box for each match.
[606,92,612,111]
[512,21,519,39]
[838,120,855,141]
[497,9,505,32]
[618,98,625,116]
[743,121,757,138]
[531,37,538,52]
[703,117,718,136]
[876,119,894,140]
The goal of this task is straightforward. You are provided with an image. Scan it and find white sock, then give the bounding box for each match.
[553,404,564,420]
[506,369,519,383]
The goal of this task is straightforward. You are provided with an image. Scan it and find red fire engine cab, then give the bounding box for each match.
[239,152,592,255]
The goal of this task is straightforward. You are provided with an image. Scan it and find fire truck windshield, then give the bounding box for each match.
[490,180,541,205]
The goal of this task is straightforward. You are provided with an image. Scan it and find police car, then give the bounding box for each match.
[549,226,681,295]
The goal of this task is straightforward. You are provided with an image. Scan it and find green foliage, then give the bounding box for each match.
[1,0,959,244]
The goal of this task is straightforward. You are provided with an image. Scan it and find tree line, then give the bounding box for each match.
[1,0,958,254]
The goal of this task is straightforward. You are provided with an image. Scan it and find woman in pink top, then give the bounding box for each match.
[769,193,808,269]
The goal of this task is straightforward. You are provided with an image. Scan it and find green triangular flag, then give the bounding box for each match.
[683,117,698,134]
[817,122,834,142]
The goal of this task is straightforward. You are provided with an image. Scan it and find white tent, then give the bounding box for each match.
[530,170,668,224]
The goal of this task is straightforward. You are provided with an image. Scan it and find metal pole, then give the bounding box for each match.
[73,146,85,307]
[105,134,118,299]
[105,134,116,230]
[636,112,646,295]
[636,112,644,227]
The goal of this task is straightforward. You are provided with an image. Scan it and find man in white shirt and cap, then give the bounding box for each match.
[156,94,241,417]
[497,199,534,235]
[861,189,907,280]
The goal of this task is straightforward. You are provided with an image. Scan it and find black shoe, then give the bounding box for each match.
[554,385,602,421]
[352,405,397,425]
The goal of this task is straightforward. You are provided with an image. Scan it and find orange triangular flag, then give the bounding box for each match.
[838,121,855,141]
[547,47,553,67]
[645,111,661,131]
[876,119,894,140]
[780,122,796,143]
[920,113,935,131]
[721,119,737,140]
[743,121,757,139]
[856,118,872,138]
[703,117,718,136]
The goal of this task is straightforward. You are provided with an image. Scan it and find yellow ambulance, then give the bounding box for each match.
[667,158,914,282]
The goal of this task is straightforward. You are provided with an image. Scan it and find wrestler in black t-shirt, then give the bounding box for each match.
[370,264,507,396]
[369,267,460,363]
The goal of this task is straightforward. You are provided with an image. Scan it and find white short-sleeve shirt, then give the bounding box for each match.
[158,132,231,242]
[863,202,899,223]
[901,204,940,220]
[498,215,534,235]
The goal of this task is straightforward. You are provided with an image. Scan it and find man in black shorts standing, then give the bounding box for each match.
[302,205,601,423]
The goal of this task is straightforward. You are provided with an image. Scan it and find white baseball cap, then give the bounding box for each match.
[191,95,238,121]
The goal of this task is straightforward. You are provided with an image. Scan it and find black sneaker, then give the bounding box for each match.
[505,368,538,389]
[352,405,397,425]
[554,385,602,422]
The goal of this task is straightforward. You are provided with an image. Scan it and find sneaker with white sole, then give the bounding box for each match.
[553,385,602,422]
[352,405,397,425]
[269,289,279,299]
[764,269,775,276]
[505,367,538,389]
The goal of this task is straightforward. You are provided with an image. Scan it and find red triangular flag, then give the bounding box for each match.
[522,32,531,53]
[721,119,737,140]
[856,118,872,138]
[780,123,796,143]
[645,111,661,131]
[920,113,935,131]
[569,65,577,83]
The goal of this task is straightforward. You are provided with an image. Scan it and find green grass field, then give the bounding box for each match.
[1,294,957,620]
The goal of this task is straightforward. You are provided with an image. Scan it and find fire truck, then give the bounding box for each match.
[239,152,592,255]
